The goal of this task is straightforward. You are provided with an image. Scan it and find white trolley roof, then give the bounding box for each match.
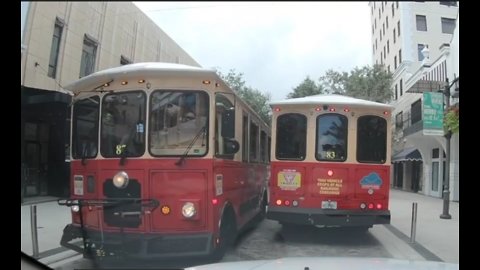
[270,94,393,111]
[63,62,219,95]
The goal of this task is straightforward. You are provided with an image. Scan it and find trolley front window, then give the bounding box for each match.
[100,91,146,157]
[275,113,307,160]
[357,115,387,163]
[149,90,209,156]
[72,96,99,159]
[316,114,348,162]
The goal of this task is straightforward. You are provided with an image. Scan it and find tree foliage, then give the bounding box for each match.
[319,64,393,103]
[217,68,272,124]
[287,76,323,98]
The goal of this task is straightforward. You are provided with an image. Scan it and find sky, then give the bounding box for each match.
[133,2,373,101]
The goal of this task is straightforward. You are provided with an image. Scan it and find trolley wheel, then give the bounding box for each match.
[211,208,237,261]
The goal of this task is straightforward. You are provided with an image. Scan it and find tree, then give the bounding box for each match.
[217,68,272,124]
[287,76,323,98]
[319,64,393,103]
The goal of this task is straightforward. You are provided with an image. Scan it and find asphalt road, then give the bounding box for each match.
[50,219,425,269]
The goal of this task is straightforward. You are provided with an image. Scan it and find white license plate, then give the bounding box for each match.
[321,201,337,209]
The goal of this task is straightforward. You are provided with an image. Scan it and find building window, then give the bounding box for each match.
[398,21,401,36]
[411,99,422,124]
[418,44,426,61]
[387,40,390,53]
[120,55,132,65]
[441,17,456,34]
[394,56,397,69]
[395,85,398,100]
[379,9,381,18]
[399,49,402,63]
[384,46,386,58]
[416,15,428,31]
[79,35,98,78]
[440,1,457,6]
[48,18,64,78]
[383,23,385,35]
[373,45,375,54]
[400,79,403,96]
[393,29,396,43]
[395,112,403,129]
[372,25,374,35]
[375,39,378,49]
[392,3,395,17]
[380,52,383,61]
[375,19,377,30]
[380,31,382,41]
[388,65,391,73]
[396,2,399,9]
[386,16,389,29]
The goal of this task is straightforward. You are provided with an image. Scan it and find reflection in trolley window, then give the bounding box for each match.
[149,90,209,156]
[357,115,387,163]
[275,113,307,160]
[316,114,348,162]
[72,96,99,159]
[100,91,146,157]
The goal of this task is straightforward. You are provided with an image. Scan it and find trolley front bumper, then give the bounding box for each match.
[267,206,390,227]
[60,224,214,259]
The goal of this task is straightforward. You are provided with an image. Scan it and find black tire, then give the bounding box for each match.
[211,208,237,261]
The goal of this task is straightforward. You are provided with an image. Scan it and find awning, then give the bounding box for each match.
[392,148,422,162]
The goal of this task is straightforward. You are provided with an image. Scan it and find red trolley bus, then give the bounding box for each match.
[267,94,392,230]
[58,63,270,261]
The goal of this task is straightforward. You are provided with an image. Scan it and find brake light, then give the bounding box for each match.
[276,199,282,206]
[327,170,334,176]
[368,203,374,209]
[284,200,290,206]
[212,198,218,205]
[376,203,382,209]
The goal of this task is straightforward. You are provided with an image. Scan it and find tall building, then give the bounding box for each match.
[369,1,459,201]
[21,2,200,200]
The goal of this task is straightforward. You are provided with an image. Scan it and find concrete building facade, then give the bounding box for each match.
[21,2,200,200]
[369,1,459,201]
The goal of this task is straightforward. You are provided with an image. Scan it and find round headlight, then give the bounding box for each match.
[71,205,80,212]
[113,171,129,189]
[182,202,196,218]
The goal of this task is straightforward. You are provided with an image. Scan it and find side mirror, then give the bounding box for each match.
[224,139,240,154]
[221,108,235,138]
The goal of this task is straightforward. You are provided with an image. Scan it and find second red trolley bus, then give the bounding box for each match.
[267,94,392,230]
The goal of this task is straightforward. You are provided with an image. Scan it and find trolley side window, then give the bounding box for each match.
[316,113,348,162]
[72,96,100,159]
[215,93,237,159]
[149,90,209,156]
[275,113,307,160]
[357,115,387,163]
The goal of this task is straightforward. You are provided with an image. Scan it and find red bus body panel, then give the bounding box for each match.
[267,161,390,227]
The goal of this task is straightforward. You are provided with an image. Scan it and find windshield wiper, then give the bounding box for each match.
[175,125,207,166]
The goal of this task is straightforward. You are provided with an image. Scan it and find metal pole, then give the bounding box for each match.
[410,202,417,243]
[30,205,39,258]
[440,78,452,219]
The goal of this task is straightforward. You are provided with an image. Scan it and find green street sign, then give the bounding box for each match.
[423,92,444,136]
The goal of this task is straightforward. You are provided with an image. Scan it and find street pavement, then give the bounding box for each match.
[20,188,459,267]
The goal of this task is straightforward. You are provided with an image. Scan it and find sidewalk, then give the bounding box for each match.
[21,197,71,257]
[388,188,459,263]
